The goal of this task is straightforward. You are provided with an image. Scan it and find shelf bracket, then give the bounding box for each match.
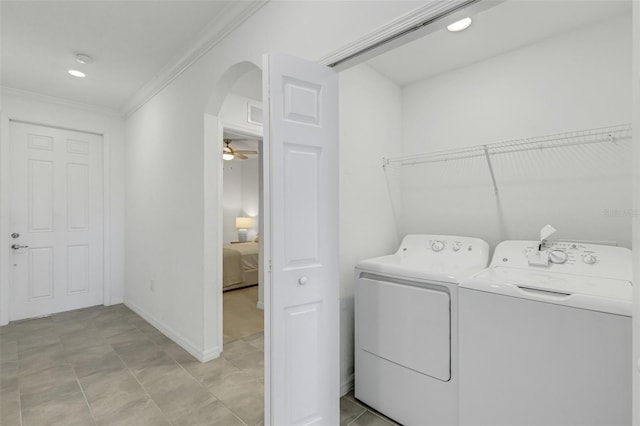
[483,145,499,195]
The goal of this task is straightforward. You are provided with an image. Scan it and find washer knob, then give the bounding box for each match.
[549,250,568,264]
[452,242,462,252]
[431,241,445,252]
[583,254,597,264]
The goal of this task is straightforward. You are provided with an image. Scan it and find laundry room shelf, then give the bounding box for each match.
[382,123,632,194]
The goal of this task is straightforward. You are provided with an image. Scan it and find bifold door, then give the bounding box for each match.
[263,52,339,425]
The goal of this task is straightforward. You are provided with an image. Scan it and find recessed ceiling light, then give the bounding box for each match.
[68,69,86,78]
[447,17,472,32]
[75,53,93,64]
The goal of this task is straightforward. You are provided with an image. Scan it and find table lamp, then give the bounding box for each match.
[235,217,253,242]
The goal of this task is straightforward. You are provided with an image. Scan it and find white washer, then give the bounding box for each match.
[355,234,489,426]
[459,240,632,426]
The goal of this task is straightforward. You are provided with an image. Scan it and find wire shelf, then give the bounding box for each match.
[383,124,632,167]
[382,124,632,195]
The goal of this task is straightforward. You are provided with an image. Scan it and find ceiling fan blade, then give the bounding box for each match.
[235,150,258,155]
[234,139,261,143]
[235,153,249,160]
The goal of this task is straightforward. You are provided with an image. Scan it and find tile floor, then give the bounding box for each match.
[340,392,399,426]
[0,301,396,426]
[223,286,264,344]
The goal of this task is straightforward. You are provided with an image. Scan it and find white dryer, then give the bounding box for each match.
[459,240,632,426]
[355,234,489,426]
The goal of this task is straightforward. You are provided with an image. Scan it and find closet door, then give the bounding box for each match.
[263,52,339,425]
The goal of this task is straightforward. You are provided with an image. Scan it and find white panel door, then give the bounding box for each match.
[10,121,104,321]
[263,53,339,425]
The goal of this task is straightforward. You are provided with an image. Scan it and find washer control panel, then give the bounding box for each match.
[524,242,600,266]
[492,240,631,281]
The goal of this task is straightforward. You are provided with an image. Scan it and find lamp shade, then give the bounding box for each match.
[235,217,253,229]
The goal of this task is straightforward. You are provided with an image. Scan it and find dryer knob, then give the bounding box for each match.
[452,242,462,252]
[583,254,597,264]
[432,241,445,252]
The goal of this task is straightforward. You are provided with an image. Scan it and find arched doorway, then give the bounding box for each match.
[202,54,340,424]
[201,61,265,424]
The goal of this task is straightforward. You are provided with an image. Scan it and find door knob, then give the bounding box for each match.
[298,276,308,285]
[11,244,28,250]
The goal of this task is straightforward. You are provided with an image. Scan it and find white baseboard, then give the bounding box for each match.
[341,374,354,397]
[340,297,355,398]
[108,297,124,305]
[124,299,221,363]
[201,346,222,362]
[256,301,264,310]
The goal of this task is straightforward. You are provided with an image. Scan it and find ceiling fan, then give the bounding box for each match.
[223,139,257,161]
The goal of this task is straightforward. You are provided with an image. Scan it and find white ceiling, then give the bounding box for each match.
[1,1,262,112]
[367,0,632,86]
[3,1,630,114]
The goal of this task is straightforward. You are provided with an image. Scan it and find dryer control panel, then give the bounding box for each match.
[397,234,488,256]
[395,234,490,269]
[492,240,631,281]
[356,234,490,283]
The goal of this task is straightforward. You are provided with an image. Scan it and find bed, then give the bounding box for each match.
[223,242,259,291]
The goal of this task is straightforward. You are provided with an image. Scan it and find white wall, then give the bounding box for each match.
[219,93,263,137]
[0,89,126,324]
[222,159,259,243]
[241,159,259,242]
[399,14,633,249]
[124,0,424,361]
[222,162,243,243]
[231,68,263,102]
[338,63,403,392]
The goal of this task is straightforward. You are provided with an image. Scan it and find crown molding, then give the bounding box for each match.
[121,0,268,119]
[1,86,121,117]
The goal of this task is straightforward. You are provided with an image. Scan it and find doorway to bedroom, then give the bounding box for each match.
[218,66,265,362]
[203,62,266,424]
[221,126,263,343]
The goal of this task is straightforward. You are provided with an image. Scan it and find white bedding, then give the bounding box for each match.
[225,242,258,270]
[222,242,259,290]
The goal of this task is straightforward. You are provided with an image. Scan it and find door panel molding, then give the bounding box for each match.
[28,247,53,301]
